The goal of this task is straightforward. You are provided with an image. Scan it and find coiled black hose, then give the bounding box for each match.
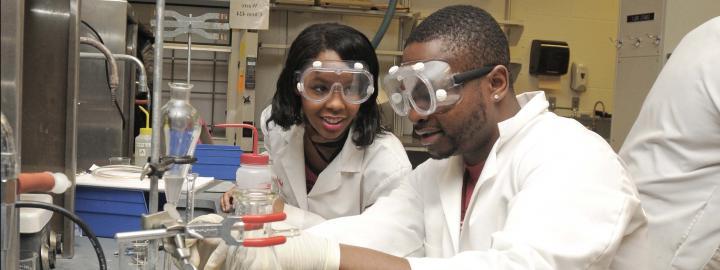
[15,201,107,270]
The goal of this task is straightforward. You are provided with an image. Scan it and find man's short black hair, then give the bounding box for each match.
[406,5,510,72]
[268,23,384,147]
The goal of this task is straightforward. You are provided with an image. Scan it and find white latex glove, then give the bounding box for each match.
[191,218,340,270]
[273,230,340,270]
[50,172,71,194]
[183,214,228,270]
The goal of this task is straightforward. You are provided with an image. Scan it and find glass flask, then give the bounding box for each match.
[1,112,17,183]
[225,188,283,270]
[161,82,201,207]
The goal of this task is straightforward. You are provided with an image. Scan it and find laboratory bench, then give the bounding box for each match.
[54,180,231,270]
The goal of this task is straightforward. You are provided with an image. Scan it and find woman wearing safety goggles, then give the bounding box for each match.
[221,23,411,230]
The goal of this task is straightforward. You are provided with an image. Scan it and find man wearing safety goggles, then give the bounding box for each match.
[225,5,649,270]
[384,60,495,118]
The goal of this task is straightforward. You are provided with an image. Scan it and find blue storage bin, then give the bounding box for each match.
[193,144,242,181]
[75,186,148,238]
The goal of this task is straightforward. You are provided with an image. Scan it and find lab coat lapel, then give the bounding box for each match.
[309,128,362,196]
[438,155,464,253]
[461,91,548,243]
[460,148,498,239]
[276,125,309,209]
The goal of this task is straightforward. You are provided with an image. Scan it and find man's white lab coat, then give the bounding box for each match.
[310,91,648,269]
[261,107,412,229]
[619,17,720,270]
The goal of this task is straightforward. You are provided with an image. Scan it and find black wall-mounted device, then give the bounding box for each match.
[529,40,569,75]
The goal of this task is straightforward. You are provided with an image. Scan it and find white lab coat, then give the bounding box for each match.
[260,106,412,229]
[309,91,648,269]
[619,17,720,270]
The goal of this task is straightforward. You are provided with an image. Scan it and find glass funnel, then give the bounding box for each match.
[161,82,201,207]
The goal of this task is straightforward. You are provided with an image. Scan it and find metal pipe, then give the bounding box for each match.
[187,32,192,84]
[79,37,119,93]
[150,0,166,214]
[186,14,192,85]
[79,52,148,93]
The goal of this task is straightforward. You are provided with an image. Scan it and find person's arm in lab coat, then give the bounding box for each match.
[404,135,645,269]
[321,134,645,270]
[307,168,425,257]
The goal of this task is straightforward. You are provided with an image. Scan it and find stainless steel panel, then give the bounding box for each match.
[1,1,24,268]
[21,0,80,257]
[126,7,140,157]
[77,0,136,169]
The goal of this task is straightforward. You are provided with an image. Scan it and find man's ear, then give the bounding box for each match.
[488,65,510,103]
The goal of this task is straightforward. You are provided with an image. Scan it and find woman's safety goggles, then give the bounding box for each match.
[383,60,495,116]
[296,60,375,104]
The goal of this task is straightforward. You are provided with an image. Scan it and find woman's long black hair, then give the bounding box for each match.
[267,23,384,147]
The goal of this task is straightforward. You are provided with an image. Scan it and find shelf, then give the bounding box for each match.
[498,20,523,45]
[498,20,523,28]
[259,43,402,56]
[270,3,419,19]
[163,42,232,52]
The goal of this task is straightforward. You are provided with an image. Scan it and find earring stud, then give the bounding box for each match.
[493,94,500,100]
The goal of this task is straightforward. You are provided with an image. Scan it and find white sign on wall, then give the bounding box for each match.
[229,0,269,30]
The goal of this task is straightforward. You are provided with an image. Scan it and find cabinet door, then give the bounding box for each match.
[610,55,661,150]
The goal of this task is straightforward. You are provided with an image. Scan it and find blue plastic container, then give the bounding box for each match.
[75,186,148,238]
[193,144,242,180]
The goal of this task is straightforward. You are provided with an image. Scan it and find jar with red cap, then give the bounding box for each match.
[214,124,275,215]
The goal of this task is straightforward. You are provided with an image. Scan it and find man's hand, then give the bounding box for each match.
[220,187,236,213]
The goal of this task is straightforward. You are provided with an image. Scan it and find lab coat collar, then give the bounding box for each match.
[309,126,363,196]
[447,91,548,250]
[496,91,549,148]
[278,123,364,199]
[283,124,363,173]
[276,124,309,209]
[336,126,364,173]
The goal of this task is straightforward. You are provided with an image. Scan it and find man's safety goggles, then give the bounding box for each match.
[383,60,495,116]
[296,60,375,104]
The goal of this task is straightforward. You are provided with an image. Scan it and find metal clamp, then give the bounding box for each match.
[140,155,197,180]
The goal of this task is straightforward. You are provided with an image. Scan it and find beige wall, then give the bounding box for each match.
[508,0,619,115]
[408,0,620,115]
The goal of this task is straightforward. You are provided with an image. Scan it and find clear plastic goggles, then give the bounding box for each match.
[383,60,495,116]
[296,60,375,104]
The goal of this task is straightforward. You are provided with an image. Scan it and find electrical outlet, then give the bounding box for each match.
[571,96,580,111]
[547,96,557,111]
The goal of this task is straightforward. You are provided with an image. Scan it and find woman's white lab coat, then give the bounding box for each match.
[260,107,412,229]
[309,92,648,269]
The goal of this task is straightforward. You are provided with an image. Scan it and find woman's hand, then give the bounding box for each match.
[273,196,285,213]
[220,187,237,213]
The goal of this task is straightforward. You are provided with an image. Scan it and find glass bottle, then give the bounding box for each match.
[161,82,201,207]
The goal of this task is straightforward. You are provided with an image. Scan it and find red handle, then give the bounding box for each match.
[243,223,264,231]
[214,124,259,154]
[243,236,287,247]
[242,212,286,223]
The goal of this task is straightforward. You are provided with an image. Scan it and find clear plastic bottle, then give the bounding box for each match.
[134,127,152,166]
[214,123,281,270]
